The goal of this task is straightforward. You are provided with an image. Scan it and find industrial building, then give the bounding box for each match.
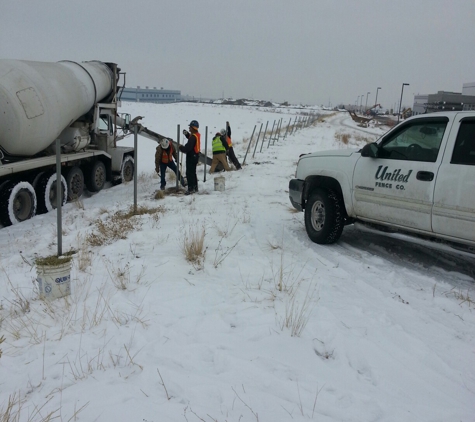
[119,86,181,103]
[412,82,475,115]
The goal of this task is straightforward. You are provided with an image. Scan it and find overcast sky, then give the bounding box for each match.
[2,0,475,107]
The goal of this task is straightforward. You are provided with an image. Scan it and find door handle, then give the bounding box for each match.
[416,171,434,181]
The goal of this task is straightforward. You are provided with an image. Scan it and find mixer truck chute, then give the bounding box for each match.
[0,59,136,226]
[124,116,212,167]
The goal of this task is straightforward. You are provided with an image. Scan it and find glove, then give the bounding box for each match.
[183,129,189,136]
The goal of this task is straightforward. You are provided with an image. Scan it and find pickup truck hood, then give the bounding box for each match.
[301,148,359,159]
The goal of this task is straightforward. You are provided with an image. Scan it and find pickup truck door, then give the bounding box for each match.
[352,117,449,232]
[432,116,475,243]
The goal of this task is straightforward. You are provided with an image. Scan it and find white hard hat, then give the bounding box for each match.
[160,139,170,149]
[220,128,226,135]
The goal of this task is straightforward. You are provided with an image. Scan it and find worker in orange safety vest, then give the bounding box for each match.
[155,138,185,190]
[180,120,201,195]
[221,121,242,170]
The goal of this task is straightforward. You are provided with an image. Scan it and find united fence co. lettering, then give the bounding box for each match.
[374,166,412,190]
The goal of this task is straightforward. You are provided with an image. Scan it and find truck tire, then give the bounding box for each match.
[36,172,68,214]
[86,160,106,192]
[0,181,37,226]
[304,188,344,244]
[121,156,134,183]
[66,166,84,200]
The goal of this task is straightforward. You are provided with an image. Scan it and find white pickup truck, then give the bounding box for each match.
[289,111,475,253]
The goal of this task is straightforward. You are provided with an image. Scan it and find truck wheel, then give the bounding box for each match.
[121,156,134,183]
[304,188,344,244]
[66,166,84,200]
[36,173,68,214]
[86,160,106,192]
[0,181,37,226]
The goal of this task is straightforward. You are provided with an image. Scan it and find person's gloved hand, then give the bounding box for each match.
[183,129,189,136]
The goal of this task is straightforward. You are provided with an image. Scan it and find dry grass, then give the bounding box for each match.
[443,287,474,307]
[75,235,93,272]
[268,243,318,337]
[154,190,165,200]
[0,392,61,422]
[181,225,206,269]
[72,196,85,210]
[280,284,317,337]
[35,250,74,266]
[3,271,31,318]
[335,132,350,145]
[86,205,164,247]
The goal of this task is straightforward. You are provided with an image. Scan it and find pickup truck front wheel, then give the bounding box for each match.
[304,188,344,244]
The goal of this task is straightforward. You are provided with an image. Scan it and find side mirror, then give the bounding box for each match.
[360,143,379,158]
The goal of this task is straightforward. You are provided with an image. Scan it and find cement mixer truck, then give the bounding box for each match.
[0,59,136,226]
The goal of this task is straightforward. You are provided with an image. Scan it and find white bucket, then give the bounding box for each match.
[214,175,225,192]
[37,260,72,300]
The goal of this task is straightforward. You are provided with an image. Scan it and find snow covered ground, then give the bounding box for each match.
[1,102,474,422]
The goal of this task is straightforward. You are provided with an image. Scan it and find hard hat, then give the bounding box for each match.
[189,120,199,128]
[220,128,226,135]
[160,139,169,149]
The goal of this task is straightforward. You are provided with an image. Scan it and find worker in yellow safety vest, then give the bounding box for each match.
[209,131,231,173]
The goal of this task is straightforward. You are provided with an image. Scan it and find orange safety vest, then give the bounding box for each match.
[193,132,201,154]
[226,135,233,147]
[161,144,174,164]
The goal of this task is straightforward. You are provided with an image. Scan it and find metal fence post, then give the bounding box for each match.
[242,124,256,166]
[283,118,291,139]
[260,121,269,153]
[176,124,180,189]
[274,118,283,145]
[290,116,298,135]
[55,139,62,256]
[267,120,276,148]
[134,124,138,213]
[252,123,263,158]
[204,126,208,182]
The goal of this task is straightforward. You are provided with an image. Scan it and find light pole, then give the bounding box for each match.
[365,91,370,113]
[356,96,360,111]
[398,83,410,123]
[375,87,381,106]
[360,95,364,113]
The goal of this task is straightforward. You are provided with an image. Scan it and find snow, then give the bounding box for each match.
[1,102,474,422]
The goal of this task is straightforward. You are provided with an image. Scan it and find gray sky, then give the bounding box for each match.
[2,0,475,108]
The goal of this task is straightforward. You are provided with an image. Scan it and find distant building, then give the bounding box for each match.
[413,95,429,115]
[412,89,475,114]
[462,82,475,96]
[119,86,181,103]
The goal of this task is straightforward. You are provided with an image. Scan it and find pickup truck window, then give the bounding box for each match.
[451,120,475,166]
[378,119,447,162]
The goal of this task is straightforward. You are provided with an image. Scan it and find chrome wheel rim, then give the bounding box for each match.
[311,200,325,231]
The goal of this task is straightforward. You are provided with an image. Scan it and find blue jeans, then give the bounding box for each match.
[159,161,183,188]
